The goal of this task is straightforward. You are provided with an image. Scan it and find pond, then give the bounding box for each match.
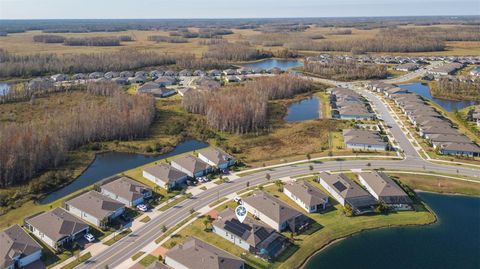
[398,83,478,112]
[305,192,480,269]
[240,58,303,71]
[39,139,208,204]
[0,83,10,96]
[284,96,321,122]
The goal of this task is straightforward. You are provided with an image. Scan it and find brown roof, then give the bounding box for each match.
[25,208,88,242]
[242,191,304,224]
[171,155,210,174]
[143,163,188,184]
[284,181,329,207]
[166,237,244,269]
[198,148,235,166]
[359,172,412,205]
[101,177,151,202]
[1,224,42,268]
[66,190,124,220]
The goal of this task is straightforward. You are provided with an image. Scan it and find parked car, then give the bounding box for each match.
[84,233,95,243]
[234,196,242,204]
[136,204,148,212]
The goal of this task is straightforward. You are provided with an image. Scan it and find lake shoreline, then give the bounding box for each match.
[299,202,439,269]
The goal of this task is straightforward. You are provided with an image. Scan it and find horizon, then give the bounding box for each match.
[1,0,479,20]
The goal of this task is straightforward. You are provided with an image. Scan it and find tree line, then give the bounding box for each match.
[430,77,480,101]
[33,35,135,46]
[203,41,272,61]
[147,35,188,43]
[182,74,314,133]
[304,59,388,81]
[0,82,156,187]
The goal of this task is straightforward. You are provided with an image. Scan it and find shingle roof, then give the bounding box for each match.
[359,172,412,205]
[0,224,42,268]
[101,177,151,203]
[319,172,377,208]
[143,163,188,184]
[198,148,234,167]
[166,237,244,269]
[66,190,124,220]
[440,142,480,153]
[242,192,304,224]
[284,181,328,207]
[171,155,210,174]
[343,129,387,146]
[25,208,88,242]
[213,209,277,247]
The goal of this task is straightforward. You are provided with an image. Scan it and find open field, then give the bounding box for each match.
[1,24,480,58]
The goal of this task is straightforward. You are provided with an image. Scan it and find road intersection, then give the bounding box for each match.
[76,65,479,269]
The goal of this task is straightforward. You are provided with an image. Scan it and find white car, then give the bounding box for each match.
[136,204,148,212]
[234,196,242,204]
[84,233,95,243]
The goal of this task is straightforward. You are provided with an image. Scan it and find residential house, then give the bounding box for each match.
[197,147,236,170]
[155,76,176,87]
[242,191,311,233]
[112,77,129,85]
[395,63,418,72]
[104,71,119,79]
[283,181,329,213]
[318,172,377,215]
[119,71,134,78]
[71,73,87,80]
[143,163,189,190]
[165,237,244,269]
[212,209,289,261]
[88,72,104,79]
[65,190,125,228]
[24,208,89,251]
[51,74,69,82]
[135,71,149,78]
[1,224,43,269]
[170,155,211,178]
[149,70,164,78]
[437,142,480,157]
[128,76,146,84]
[100,176,152,207]
[342,129,388,151]
[358,172,413,210]
[178,69,193,77]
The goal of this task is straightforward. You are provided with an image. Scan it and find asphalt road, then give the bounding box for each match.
[77,65,480,269]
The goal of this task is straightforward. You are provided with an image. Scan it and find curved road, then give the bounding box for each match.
[78,66,480,269]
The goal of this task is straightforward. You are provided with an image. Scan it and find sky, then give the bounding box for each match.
[0,0,479,19]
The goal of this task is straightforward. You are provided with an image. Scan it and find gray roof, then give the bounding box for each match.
[143,163,188,184]
[213,209,278,248]
[171,155,210,174]
[440,142,480,153]
[242,191,304,224]
[198,148,235,167]
[284,181,329,207]
[166,237,244,269]
[138,82,161,93]
[319,172,377,208]
[359,172,412,205]
[343,129,387,146]
[25,208,89,242]
[428,134,471,143]
[66,190,124,220]
[1,224,42,268]
[101,176,151,203]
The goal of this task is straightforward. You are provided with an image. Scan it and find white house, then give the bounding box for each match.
[143,163,189,190]
[283,181,329,213]
[100,176,152,207]
[1,224,43,269]
[197,147,236,170]
[25,208,89,251]
[65,190,125,228]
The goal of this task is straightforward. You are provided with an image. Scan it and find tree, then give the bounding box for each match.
[274,180,284,192]
[161,225,167,233]
[189,208,195,214]
[265,173,271,181]
[306,153,311,160]
[203,218,210,231]
[309,165,314,171]
[343,204,353,217]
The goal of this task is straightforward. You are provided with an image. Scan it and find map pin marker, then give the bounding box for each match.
[235,205,247,223]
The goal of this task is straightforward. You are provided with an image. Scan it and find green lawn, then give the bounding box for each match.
[60,252,92,269]
[139,254,158,267]
[103,228,132,246]
[131,251,145,261]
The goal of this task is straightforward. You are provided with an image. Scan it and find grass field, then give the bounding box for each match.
[1,24,480,57]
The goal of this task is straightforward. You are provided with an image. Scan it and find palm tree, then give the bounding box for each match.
[202,219,210,231]
[274,180,284,192]
[265,173,271,181]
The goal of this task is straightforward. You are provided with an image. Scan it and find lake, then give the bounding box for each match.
[398,83,478,111]
[305,192,480,269]
[0,83,9,96]
[39,139,208,204]
[284,96,321,122]
[240,58,303,71]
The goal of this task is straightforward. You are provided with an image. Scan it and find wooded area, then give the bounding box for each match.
[0,82,156,187]
[182,74,314,133]
[204,41,272,61]
[430,77,480,101]
[304,59,388,81]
